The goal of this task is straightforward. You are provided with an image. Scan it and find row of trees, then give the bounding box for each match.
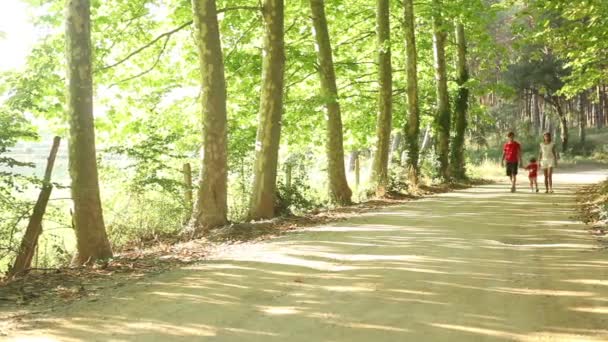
[57,0,481,262]
[190,0,480,232]
[4,0,607,267]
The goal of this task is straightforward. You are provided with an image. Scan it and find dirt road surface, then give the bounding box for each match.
[5,169,608,341]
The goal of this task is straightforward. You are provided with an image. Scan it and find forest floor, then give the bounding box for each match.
[2,166,608,341]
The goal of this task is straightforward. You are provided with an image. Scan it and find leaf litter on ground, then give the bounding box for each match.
[0,179,487,334]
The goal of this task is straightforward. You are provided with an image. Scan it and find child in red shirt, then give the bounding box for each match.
[524,158,539,193]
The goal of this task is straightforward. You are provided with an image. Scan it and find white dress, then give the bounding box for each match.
[540,142,556,169]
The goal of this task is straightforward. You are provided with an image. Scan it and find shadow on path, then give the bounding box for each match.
[7,171,608,341]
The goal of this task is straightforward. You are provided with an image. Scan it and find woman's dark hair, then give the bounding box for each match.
[543,132,552,142]
[530,157,537,163]
[507,131,515,138]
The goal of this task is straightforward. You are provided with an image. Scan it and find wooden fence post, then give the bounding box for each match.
[9,136,61,278]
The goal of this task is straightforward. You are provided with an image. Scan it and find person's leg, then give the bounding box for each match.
[507,163,515,192]
[506,164,511,191]
[529,177,533,191]
[534,178,539,192]
[548,167,553,192]
[544,168,549,192]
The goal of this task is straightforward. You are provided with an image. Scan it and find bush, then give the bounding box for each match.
[275,157,322,215]
[0,109,38,274]
[104,189,185,249]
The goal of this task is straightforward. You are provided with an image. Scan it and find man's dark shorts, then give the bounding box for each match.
[506,162,518,176]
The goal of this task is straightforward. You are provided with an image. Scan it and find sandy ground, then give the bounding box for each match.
[4,168,608,342]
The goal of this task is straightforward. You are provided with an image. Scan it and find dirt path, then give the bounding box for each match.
[5,169,608,341]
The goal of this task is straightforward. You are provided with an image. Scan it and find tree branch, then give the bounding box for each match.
[99,6,261,72]
[218,6,260,13]
[110,35,170,86]
[100,21,192,71]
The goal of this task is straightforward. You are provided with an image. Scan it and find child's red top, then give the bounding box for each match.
[503,141,521,162]
[525,163,538,178]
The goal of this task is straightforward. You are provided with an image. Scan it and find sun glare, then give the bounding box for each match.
[0,1,35,71]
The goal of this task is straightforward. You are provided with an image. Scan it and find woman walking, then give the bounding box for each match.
[539,132,558,193]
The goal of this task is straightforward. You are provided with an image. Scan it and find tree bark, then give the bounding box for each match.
[309,0,352,205]
[596,85,604,129]
[552,96,568,152]
[248,0,285,220]
[525,90,532,125]
[450,22,468,180]
[403,0,421,185]
[371,0,392,197]
[431,0,451,181]
[65,0,112,264]
[578,93,586,144]
[533,92,541,134]
[189,0,228,231]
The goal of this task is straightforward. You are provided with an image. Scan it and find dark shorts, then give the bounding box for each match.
[506,162,518,176]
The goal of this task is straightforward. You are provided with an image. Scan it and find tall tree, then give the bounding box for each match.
[403,0,421,185]
[189,0,228,231]
[309,0,352,204]
[65,0,112,264]
[578,93,586,143]
[248,0,285,220]
[548,95,569,151]
[432,0,451,181]
[450,22,469,180]
[371,0,392,197]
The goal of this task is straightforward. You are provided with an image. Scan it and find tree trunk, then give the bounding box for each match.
[533,92,541,134]
[525,90,532,125]
[431,0,451,181]
[597,85,605,129]
[371,0,392,197]
[189,0,228,231]
[450,22,468,180]
[403,0,421,185]
[420,124,431,154]
[248,0,285,220]
[553,96,568,152]
[309,0,352,205]
[65,0,112,264]
[578,93,586,144]
[9,137,61,278]
[391,131,402,155]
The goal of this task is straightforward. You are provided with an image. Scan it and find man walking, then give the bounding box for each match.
[501,131,523,192]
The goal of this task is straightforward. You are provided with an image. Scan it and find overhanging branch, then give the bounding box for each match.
[99,5,261,72]
[99,21,192,71]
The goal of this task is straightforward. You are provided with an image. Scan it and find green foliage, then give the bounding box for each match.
[519,0,608,95]
[0,109,38,273]
[104,188,185,249]
[103,128,190,198]
[276,155,323,216]
[3,0,606,270]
